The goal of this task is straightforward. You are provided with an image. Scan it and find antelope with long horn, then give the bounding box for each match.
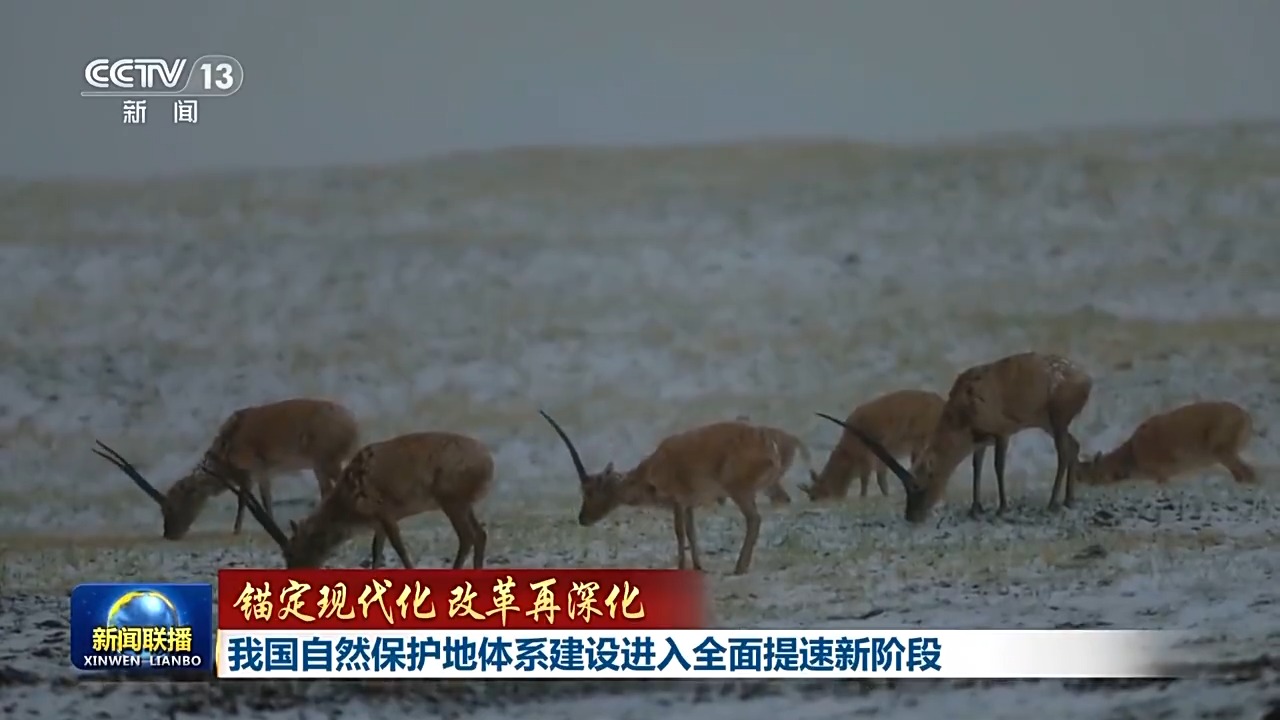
[93,398,360,539]
[1077,400,1259,486]
[818,352,1093,523]
[207,431,492,569]
[802,389,963,501]
[540,410,790,575]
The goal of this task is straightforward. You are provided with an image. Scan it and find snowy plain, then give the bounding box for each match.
[1,120,1279,717]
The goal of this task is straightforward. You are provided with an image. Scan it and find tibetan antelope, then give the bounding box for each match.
[540,411,794,575]
[1077,400,1258,486]
[803,389,962,501]
[94,398,359,539]
[818,352,1092,523]
[216,431,492,569]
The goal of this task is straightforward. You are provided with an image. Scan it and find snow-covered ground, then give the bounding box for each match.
[2,120,1279,717]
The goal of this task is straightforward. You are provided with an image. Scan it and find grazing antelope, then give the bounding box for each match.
[803,389,960,501]
[818,352,1092,523]
[1077,400,1258,486]
[211,431,490,569]
[93,398,359,539]
[540,411,788,575]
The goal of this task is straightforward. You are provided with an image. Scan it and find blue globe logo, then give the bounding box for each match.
[107,590,181,660]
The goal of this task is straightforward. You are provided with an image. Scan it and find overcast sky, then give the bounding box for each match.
[2,0,1278,179]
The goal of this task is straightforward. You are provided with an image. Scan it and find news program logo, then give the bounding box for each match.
[70,583,213,673]
[81,55,244,97]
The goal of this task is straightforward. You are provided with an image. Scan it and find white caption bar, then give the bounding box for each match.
[216,629,1192,679]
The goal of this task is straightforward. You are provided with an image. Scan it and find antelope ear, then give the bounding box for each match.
[603,462,614,474]
[1093,452,1102,462]
[289,519,299,535]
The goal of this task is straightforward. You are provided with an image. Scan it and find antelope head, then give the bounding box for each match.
[814,412,929,523]
[540,410,648,526]
[1075,450,1126,485]
[93,440,232,540]
[799,467,846,502]
[96,441,299,564]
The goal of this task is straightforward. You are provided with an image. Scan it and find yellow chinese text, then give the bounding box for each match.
[277,579,315,622]
[605,581,645,619]
[234,581,273,622]
[316,582,356,621]
[526,578,561,624]
[358,579,395,624]
[568,581,604,623]
[395,581,436,620]
[448,582,485,620]
[486,575,520,627]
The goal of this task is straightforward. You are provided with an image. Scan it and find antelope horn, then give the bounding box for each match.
[93,440,165,506]
[815,412,921,494]
[204,460,291,550]
[539,410,590,484]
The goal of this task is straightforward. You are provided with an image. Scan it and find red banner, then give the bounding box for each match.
[217,569,706,630]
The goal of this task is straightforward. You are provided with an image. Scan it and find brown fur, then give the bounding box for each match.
[94,398,360,540]
[804,389,960,500]
[756,425,810,505]
[734,415,808,505]
[820,352,1092,523]
[1077,400,1257,486]
[221,431,493,569]
[541,411,794,575]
